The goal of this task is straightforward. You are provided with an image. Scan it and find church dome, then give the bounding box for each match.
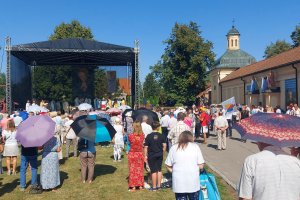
[226,26,240,36]
[214,49,256,69]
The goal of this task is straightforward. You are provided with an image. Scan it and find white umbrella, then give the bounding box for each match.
[118,105,131,112]
[27,105,43,113]
[78,103,92,111]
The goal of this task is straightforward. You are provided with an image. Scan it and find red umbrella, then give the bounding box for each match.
[234,112,300,147]
[106,108,121,114]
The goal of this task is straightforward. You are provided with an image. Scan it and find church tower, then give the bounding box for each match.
[227,26,240,50]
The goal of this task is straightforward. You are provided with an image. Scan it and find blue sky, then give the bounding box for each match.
[0,0,299,81]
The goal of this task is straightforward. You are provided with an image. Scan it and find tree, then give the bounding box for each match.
[143,73,160,100]
[0,73,6,100]
[151,22,215,104]
[32,20,94,102]
[49,20,93,40]
[264,40,291,58]
[291,24,300,48]
[94,69,108,98]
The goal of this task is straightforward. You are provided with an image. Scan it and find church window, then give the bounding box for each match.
[235,39,237,46]
[231,39,233,47]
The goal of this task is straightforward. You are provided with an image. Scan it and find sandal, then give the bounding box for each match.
[128,187,136,192]
[150,187,157,191]
[138,186,144,190]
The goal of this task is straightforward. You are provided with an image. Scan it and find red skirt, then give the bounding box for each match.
[128,152,144,188]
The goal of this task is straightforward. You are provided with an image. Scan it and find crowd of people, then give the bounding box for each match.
[0,100,299,199]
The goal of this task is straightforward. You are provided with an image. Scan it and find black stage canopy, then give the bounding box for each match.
[7,38,138,112]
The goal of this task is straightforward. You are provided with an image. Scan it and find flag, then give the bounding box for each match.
[221,97,236,118]
[261,77,268,92]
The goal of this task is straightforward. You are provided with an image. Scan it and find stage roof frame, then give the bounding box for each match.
[6,37,140,113]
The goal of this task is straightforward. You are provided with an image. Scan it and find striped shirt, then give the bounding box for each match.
[168,121,191,145]
[238,146,300,200]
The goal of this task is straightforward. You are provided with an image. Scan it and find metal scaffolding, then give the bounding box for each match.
[134,40,140,108]
[5,37,12,114]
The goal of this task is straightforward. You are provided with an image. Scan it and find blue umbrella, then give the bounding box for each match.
[19,111,29,121]
[71,115,116,143]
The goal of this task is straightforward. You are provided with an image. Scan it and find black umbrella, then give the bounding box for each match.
[70,115,116,143]
[132,108,159,124]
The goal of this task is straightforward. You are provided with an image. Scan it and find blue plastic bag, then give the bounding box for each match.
[199,170,221,200]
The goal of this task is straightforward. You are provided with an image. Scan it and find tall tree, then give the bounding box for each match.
[264,40,291,58]
[151,22,214,104]
[33,20,94,102]
[143,73,160,100]
[291,24,300,48]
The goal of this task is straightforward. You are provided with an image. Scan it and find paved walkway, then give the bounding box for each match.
[198,129,259,190]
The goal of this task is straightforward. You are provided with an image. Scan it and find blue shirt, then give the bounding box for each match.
[81,140,96,153]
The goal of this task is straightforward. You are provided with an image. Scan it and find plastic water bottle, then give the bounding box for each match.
[201,184,208,199]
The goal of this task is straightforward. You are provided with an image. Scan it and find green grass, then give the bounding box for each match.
[0,146,237,200]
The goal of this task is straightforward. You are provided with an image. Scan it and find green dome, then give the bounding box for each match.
[214,49,256,69]
[227,26,240,36]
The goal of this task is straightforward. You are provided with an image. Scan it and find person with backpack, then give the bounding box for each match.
[78,138,96,183]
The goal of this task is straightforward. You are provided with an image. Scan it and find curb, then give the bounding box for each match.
[205,160,237,190]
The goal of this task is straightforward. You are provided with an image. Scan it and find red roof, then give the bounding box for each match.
[220,46,300,83]
[118,78,131,95]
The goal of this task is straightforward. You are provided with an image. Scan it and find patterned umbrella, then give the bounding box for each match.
[234,112,300,147]
[106,108,121,114]
[16,115,55,147]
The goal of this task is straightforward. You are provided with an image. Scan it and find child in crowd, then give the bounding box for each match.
[113,117,125,161]
[144,121,166,191]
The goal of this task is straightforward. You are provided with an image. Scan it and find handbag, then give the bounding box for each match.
[199,169,221,200]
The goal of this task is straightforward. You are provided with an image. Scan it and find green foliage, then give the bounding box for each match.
[0,73,6,99]
[151,22,215,104]
[49,20,93,40]
[33,20,94,102]
[143,73,161,102]
[94,69,108,98]
[291,24,300,48]
[264,40,291,58]
[33,66,72,101]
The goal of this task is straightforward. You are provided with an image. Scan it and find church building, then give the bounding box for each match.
[210,25,256,104]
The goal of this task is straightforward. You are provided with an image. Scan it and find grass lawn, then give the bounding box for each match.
[0,145,237,200]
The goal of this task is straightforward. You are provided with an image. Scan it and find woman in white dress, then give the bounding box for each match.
[2,120,19,175]
[113,117,124,161]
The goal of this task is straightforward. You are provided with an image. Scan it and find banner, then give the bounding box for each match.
[221,97,236,119]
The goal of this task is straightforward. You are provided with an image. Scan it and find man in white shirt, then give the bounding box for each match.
[214,111,228,150]
[13,111,23,127]
[238,142,300,200]
[294,104,300,117]
[168,112,190,146]
[141,116,153,138]
[160,110,170,149]
[168,112,177,131]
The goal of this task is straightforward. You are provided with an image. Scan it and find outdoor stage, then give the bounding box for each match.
[5,38,140,114]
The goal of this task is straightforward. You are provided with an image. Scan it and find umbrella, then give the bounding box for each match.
[78,103,92,111]
[19,111,29,121]
[106,107,121,114]
[118,105,131,112]
[16,115,55,147]
[27,105,43,113]
[132,108,159,124]
[234,112,300,147]
[70,115,116,143]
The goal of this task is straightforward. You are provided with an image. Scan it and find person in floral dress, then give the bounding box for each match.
[128,122,145,191]
[41,136,61,191]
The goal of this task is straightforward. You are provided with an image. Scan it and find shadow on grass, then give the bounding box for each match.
[94,164,117,178]
[0,178,19,197]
